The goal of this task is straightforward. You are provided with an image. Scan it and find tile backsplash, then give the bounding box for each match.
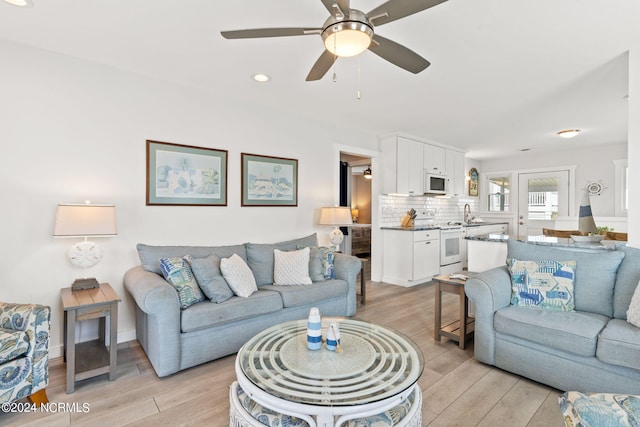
[380,195,480,227]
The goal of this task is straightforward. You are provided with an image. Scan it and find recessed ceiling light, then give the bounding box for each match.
[3,0,33,7]
[557,129,581,139]
[252,73,271,83]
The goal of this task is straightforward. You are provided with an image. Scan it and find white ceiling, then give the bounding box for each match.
[0,0,635,159]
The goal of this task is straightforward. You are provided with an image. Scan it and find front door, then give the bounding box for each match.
[517,170,570,237]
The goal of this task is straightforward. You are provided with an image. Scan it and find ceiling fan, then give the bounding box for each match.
[221,0,448,81]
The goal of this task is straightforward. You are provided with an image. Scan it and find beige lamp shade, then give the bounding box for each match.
[53,203,117,237]
[319,206,353,226]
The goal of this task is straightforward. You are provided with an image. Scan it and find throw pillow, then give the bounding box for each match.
[188,254,234,303]
[273,248,313,286]
[300,245,335,281]
[627,280,640,328]
[220,253,258,298]
[508,258,576,311]
[159,257,205,309]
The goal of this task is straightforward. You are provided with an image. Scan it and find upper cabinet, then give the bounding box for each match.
[381,136,424,195]
[423,144,446,175]
[381,134,466,196]
[446,149,465,197]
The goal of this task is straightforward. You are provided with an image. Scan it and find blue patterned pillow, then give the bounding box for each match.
[508,258,576,311]
[160,257,205,309]
[302,246,335,281]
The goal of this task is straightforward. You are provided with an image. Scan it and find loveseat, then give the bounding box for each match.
[465,239,640,394]
[123,234,361,377]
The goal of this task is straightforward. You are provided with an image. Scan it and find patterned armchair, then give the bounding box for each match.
[0,302,50,404]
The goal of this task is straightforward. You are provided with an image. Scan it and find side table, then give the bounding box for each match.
[433,273,475,349]
[61,282,121,393]
[358,258,368,305]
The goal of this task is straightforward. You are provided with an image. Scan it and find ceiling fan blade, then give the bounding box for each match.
[306,50,336,81]
[367,0,447,26]
[368,35,430,74]
[221,28,321,39]
[320,0,350,18]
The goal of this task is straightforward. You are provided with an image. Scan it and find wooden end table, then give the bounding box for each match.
[358,258,368,305]
[433,273,475,349]
[61,282,121,393]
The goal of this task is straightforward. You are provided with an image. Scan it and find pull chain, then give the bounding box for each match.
[333,35,338,82]
[356,56,361,99]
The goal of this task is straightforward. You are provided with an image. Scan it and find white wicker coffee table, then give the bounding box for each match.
[233,318,424,427]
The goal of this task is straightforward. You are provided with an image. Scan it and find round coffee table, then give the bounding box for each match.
[234,318,424,426]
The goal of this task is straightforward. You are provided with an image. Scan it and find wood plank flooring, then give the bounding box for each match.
[1,280,565,426]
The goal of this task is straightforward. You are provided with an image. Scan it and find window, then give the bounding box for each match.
[614,159,628,216]
[487,175,510,212]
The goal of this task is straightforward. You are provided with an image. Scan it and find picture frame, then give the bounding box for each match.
[468,167,479,197]
[241,153,298,206]
[146,140,228,206]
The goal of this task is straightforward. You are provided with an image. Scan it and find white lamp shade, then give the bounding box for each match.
[53,203,117,237]
[319,206,353,226]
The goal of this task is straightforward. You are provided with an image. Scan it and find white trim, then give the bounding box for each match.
[614,159,629,217]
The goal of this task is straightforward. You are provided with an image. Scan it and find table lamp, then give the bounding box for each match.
[319,206,353,250]
[53,202,117,290]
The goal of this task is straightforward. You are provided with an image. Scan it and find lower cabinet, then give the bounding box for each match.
[382,229,440,286]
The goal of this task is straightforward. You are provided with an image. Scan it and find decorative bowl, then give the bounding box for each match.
[570,235,604,243]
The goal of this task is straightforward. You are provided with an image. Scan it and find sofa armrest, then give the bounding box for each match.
[333,253,362,316]
[464,266,511,365]
[123,266,182,376]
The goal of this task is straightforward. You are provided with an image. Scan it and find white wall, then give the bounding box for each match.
[628,48,640,247]
[0,39,378,357]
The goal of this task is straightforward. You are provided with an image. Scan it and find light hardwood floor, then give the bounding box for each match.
[1,280,565,426]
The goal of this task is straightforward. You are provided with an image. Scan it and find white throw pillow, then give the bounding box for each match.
[274,247,312,286]
[627,280,640,328]
[220,253,257,298]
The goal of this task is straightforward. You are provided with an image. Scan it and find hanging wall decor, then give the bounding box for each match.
[468,168,479,197]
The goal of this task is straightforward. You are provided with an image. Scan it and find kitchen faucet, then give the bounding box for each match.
[463,203,471,224]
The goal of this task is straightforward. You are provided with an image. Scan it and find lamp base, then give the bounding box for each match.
[72,277,100,291]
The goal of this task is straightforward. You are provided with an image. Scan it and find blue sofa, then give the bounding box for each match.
[123,234,361,377]
[465,240,640,394]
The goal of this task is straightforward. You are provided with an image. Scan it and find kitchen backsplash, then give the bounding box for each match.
[380,195,480,227]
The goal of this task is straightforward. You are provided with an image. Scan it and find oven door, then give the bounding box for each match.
[440,229,463,266]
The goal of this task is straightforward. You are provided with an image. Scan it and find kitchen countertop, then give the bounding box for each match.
[466,233,624,250]
[381,222,509,231]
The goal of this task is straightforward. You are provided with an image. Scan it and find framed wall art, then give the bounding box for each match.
[468,167,479,197]
[241,153,298,206]
[146,140,228,206]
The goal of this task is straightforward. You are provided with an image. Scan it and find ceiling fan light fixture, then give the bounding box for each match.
[3,0,33,6]
[557,129,581,139]
[322,14,373,58]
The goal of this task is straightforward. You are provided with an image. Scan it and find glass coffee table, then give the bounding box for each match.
[233,318,424,426]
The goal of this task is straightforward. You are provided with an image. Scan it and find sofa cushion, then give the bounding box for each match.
[160,257,205,309]
[137,243,247,275]
[0,328,29,364]
[273,248,312,285]
[494,306,609,357]
[596,319,640,371]
[220,254,257,298]
[188,254,234,303]
[245,234,318,286]
[261,279,348,308]
[180,290,283,333]
[508,259,576,311]
[506,240,625,317]
[614,246,640,319]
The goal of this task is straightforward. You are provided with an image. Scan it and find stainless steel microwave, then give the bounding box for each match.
[425,173,449,194]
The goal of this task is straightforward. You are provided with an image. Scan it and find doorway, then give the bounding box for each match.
[517,170,570,237]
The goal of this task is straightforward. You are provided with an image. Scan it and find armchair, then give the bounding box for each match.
[0,302,50,404]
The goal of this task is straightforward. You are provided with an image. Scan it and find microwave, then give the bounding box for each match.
[425,173,449,195]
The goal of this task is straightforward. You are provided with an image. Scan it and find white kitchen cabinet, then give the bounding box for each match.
[382,229,440,286]
[463,223,509,268]
[423,144,446,175]
[446,149,465,197]
[381,136,424,195]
